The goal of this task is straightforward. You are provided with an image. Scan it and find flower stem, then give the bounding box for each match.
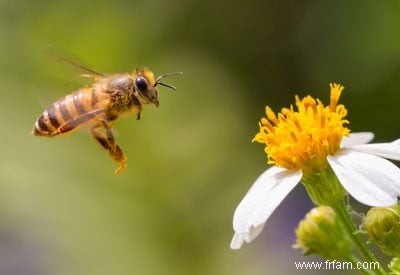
[334,201,386,275]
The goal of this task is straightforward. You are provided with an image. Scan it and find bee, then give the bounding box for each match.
[32,57,181,174]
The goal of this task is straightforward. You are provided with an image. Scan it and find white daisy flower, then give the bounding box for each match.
[231,84,400,249]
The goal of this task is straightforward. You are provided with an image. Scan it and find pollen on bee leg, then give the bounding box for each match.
[114,154,127,175]
[114,161,127,175]
[112,145,127,175]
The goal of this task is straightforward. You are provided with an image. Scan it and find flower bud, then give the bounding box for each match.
[364,205,400,256]
[388,257,400,274]
[293,206,352,259]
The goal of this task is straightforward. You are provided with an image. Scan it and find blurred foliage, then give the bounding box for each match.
[0,0,400,274]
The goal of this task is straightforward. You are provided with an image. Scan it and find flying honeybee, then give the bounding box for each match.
[32,54,181,174]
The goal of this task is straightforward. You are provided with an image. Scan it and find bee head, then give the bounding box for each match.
[134,69,182,107]
[134,69,159,107]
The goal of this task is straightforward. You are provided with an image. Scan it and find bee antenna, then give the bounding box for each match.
[158,82,177,90]
[155,72,183,90]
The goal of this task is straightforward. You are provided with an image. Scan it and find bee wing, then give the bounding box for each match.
[45,46,105,79]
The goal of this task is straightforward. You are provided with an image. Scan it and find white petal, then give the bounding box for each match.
[349,141,400,161]
[340,132,374,148]
[230,224,264,250]
[392,139,400,145]
[231,166,302,249]
[328,149,400,207]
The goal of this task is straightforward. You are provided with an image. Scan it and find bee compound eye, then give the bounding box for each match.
[135,76,148,92]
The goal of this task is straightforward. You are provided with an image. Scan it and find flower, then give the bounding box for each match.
[293,206,352,259]
[231,84,400,249]
[364,205,400,256]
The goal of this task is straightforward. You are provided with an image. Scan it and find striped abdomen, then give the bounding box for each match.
[32,88,108,137]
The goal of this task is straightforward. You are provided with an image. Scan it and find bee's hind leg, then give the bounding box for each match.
[91,121,127,175]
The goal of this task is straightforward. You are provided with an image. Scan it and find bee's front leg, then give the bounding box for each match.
[134,105,142,120]
[91,121,127,174]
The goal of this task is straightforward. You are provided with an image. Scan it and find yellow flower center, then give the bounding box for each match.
[253,83,350,172]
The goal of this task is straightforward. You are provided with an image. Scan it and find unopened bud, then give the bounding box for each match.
[365,205,400,256]
[293,206,352,259]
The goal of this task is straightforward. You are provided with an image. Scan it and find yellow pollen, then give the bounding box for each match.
[253,83,349,171]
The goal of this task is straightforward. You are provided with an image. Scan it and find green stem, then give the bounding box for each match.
[334,201,386,275]
[302,167,386,274]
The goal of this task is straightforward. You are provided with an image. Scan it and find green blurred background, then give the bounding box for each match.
[1,0,400,274]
